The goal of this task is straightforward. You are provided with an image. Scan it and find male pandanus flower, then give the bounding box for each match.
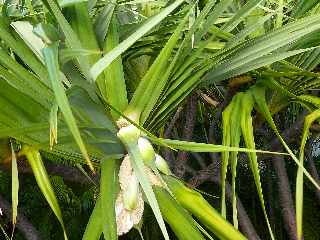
[115,122,165,235]
[116,122,246,239]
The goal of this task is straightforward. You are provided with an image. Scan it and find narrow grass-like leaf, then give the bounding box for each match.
[251,85,320,191]
[11,143,19,226]
[220,98,233,218]
[229,94,242,229]
[275,0,284,28]
[23,146,68,240]
[296,110,320,240]
[168,0,218,75]
[149,48,318,131]
[100,158,118,240]
[204,15,320,84]
[90,0,185,80]
[150,138,288,155]
[205,47,320,84]
[195,0,233,42]
[128,10,190,123]
[240,92,274,240]
[42,42,94,172]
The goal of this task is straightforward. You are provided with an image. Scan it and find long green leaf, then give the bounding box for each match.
[227,14,272,48]
[205,46,320,84]
[69,2,100,65]
[220,97,233,219]
[240,92,274,240]
[23,147,68,240]
[150,138,288,155]
[94,0,116,46]
[100,158,118,240]
[229,94,242,229]
[128,9,190,123]
[42,42,94,171]
[195,0,233,42]
[204,15,320,84]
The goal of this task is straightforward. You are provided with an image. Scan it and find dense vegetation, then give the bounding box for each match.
[0,0,320,239]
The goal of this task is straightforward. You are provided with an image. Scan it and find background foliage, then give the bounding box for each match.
[0,0,320,239]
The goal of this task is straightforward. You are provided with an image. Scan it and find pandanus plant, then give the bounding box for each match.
[1,0,320,239]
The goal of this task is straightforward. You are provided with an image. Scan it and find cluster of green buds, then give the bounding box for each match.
[137,137,172,175]
[115,119,171,235]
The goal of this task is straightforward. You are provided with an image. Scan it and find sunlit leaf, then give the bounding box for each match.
[23,147,68,240]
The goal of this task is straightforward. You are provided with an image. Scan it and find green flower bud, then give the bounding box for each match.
[137,137,155,165]
[123,173,139,211]
[155,154,172,175]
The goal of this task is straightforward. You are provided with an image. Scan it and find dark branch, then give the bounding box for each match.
[174,94,198,178]
[0,194,41,240]
[11,159,98,185]
[163,106,183,165]
[164,106,183,139]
